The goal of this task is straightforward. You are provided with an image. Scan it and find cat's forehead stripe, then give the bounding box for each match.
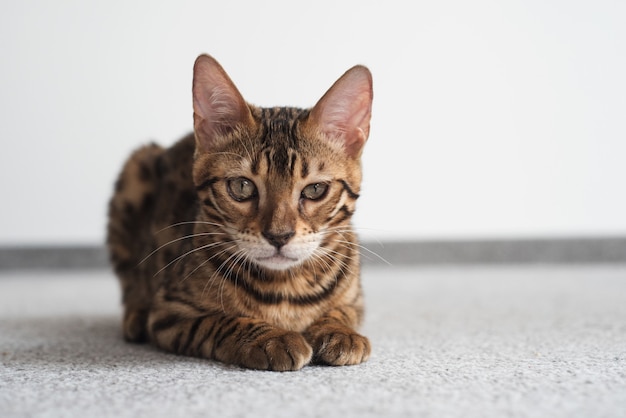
[251,145,315,180]
[300,158,309,179]
[247,106,313,178]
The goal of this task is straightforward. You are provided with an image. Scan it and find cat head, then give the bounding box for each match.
[191,54,372,271]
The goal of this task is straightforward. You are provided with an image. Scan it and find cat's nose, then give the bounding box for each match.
[262,231,295,249]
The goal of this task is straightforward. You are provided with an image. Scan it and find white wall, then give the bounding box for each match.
[1,0,625,245]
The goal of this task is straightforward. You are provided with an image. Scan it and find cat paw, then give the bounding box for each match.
[122,308,149,343]
[238,331,313,371]
[309,329,371,366]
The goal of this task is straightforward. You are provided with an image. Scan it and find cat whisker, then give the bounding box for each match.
[155,220,228,234]
[333,239,391,266]
[315,246,354,277]
[154,240,229,277]
[306,254,329,281]
[179,240,234,284]
[324,225,390,246]
[225,249,250,301]
[326,225,391,236]
[199,244,240,296]
[308,246,337,278]
[325,226,393,256]
[200,244,239,294]
[138,232,227,267]
[232,249,253,297]
[332,241,379,265]
[204,246,246,312]
[311,248,342,289]
[322,227,355,244]
[329,239,376,263]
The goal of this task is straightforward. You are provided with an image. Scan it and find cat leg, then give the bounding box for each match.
[122,307,149,343]
[303,307,371,366]
[148,311,313,371]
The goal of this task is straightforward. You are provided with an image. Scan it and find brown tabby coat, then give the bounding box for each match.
[107,54,373,371]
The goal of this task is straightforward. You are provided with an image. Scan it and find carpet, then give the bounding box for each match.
[1,265,625,417]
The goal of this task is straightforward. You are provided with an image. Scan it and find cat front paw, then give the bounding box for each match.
[307,327,371,366]
[237,330,313,371]
[122,308,149,343]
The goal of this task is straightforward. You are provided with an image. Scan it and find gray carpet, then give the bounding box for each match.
[1,265,625,417]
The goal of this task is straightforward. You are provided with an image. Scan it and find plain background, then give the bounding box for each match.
[1,0,625,245]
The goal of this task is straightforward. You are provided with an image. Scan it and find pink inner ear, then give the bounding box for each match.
[310,66,373,158]
[192,55,252,151]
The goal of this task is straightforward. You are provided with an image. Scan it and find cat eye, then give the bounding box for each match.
[301,182,329,201]
[227,177,257,201]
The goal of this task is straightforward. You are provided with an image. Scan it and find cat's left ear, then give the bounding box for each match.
[306,65,373,159]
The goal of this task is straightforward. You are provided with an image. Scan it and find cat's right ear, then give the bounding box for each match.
[192,54,254,152]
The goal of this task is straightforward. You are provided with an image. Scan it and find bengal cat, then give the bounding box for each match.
[107,54,373,371]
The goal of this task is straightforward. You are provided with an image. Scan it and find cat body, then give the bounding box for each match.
[107,55,373,371]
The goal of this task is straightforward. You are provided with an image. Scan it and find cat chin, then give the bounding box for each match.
[253,254,303,271]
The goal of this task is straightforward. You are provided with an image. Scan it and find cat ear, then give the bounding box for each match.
[192,54,254,152]
[307,65,373,158]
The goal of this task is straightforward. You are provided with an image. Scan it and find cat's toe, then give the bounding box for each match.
[240,331,313,371]
[313,331,371,366]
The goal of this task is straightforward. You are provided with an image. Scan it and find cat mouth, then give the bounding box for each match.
[255,253,300,270]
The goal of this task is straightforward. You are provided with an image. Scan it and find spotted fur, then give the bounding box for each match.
[107,54,373,370]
